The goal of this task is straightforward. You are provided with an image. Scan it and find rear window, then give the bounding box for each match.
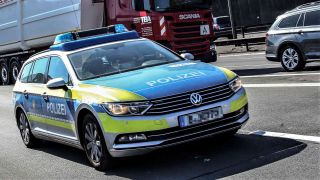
[278,14,300,28]
[304,10,320,26]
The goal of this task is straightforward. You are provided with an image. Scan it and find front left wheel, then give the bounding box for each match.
[82,114,114,171]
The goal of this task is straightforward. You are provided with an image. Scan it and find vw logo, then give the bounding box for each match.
[190,93,202,106]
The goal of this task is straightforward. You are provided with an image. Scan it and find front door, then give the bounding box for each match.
[42,56,77,140]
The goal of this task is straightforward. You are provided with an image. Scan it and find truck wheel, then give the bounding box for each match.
[280,46,305,72]
[0,62,10,85]
[82,114,114,171]
[10,60,21,84]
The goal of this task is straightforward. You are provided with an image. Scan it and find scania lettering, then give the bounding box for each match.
[13,27,249,171]
[0,0,216,85]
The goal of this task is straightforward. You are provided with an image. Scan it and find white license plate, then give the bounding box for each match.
[179,107,223,127]
[200,25,210,35]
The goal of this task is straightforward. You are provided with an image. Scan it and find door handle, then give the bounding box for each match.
[42,92,49,102]
[298,30,304,35]
[23,90,28,99]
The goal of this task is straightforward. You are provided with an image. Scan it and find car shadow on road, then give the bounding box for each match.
[33,133,306,180]
[233,65,320,77]
[104,134,306,180]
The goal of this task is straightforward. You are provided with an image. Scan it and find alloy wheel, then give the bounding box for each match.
[19,112,30,144]
[84,122,103,164]
[282,48,299,69]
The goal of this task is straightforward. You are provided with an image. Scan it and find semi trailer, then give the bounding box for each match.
[0,0,215,85]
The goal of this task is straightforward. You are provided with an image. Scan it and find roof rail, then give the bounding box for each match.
[295,1,320,10]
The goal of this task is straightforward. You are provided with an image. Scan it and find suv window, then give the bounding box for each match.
[278,14,300,28]
[304,10,320,26]
[29,57,49,84]
[20,62,33,83]
[47,56,71,85]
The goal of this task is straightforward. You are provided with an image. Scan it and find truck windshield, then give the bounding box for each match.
[68,40,183,80]
[153,0,211,12]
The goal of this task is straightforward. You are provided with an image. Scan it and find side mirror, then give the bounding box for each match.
[46,78,67,90]
[180,53,195,60]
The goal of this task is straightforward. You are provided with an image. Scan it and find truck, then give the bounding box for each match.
[0,0,216,85]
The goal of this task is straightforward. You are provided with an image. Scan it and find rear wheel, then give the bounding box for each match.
[10,60,21,84]
[82,114,114,171]
[280,46,305,71]
[18,110,39,148]
[0,62,10,85]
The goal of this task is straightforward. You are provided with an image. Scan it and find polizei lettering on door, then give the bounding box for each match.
[47,103,67,116]
[146,71,206,87]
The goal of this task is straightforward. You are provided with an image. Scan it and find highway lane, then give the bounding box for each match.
[0,53,319,179]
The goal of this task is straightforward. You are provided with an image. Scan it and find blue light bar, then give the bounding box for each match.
[115,24,127,33]
[50,31,140,51]
[53,33,74,45]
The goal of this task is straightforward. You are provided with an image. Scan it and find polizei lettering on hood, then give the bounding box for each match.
[179,14,201,20]
[146,71,206,87]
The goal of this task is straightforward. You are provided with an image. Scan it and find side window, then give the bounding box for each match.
[297,14,304,27]
[278,14,300,28]
[304,10,320,26]
[47,57,71,85]
[19,62,33,83]
[29,57,49,84]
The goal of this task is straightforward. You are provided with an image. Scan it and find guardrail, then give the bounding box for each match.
[215,36,266,51]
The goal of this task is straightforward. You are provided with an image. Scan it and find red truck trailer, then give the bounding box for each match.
[0,0,215,85]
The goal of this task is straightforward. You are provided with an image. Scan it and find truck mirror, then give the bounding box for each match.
[180,53,195,60]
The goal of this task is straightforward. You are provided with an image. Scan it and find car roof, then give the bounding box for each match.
[284,1,320,15]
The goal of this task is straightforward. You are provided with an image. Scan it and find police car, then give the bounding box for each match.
[13,24,249,170]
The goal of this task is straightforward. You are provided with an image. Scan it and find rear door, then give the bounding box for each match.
[298,10,320,59]
[42,56,77,140]
[25,57,49,132]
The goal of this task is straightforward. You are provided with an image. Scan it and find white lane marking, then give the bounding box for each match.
[241,72,320,78]
[251,130,320,144]
[243,83,320,87]
[219,52,265,58]
[223,64,279,68]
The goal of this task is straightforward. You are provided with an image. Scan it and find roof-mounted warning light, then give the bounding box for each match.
[50,24,139,51]
[53,24,129,45]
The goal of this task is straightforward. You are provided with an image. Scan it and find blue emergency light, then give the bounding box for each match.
[50,24,138,51]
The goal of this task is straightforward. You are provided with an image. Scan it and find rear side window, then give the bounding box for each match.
[19,62,33,83]
[304,10,320,26]
[47,57,71,85]
[278,14,300,28]
[29,57,49,84]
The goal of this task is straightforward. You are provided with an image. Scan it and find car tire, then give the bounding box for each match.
[17,110,40,148]
[10,60,21,84]
[0,62,10,85]
[82,114,114,171]
[280,46,305,72]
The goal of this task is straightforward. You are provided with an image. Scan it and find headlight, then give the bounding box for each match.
[229,77,242,92]
[210,43,216,51]
[103,102,152,116]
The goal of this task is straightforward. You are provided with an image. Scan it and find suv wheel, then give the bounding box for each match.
[18,110,39,148]
[82,114,114,171]
[280,46,305,71]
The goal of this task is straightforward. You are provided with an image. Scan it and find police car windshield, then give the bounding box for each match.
[68,40,183,80]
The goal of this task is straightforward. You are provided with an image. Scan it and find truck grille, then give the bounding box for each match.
[169,21,211,57]
[146,83,234,115]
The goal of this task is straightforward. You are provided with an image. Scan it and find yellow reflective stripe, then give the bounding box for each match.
[230,94,248,112]
[98,113,169,133]
[28,114,75,131]
[218,67,237,81]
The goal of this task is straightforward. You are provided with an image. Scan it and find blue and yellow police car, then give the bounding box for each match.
[13,24,249,170]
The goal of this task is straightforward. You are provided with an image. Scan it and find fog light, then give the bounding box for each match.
[118,134,147,143]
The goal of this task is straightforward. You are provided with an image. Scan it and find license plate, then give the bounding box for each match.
[200,25,210,35]
[178,107,223,128]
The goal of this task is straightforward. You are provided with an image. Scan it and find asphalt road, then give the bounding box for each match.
[0,53,319,179]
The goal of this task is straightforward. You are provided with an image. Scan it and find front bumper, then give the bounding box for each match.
[108,105,249,157]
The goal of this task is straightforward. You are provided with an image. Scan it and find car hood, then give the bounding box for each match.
[81,61,234,99]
